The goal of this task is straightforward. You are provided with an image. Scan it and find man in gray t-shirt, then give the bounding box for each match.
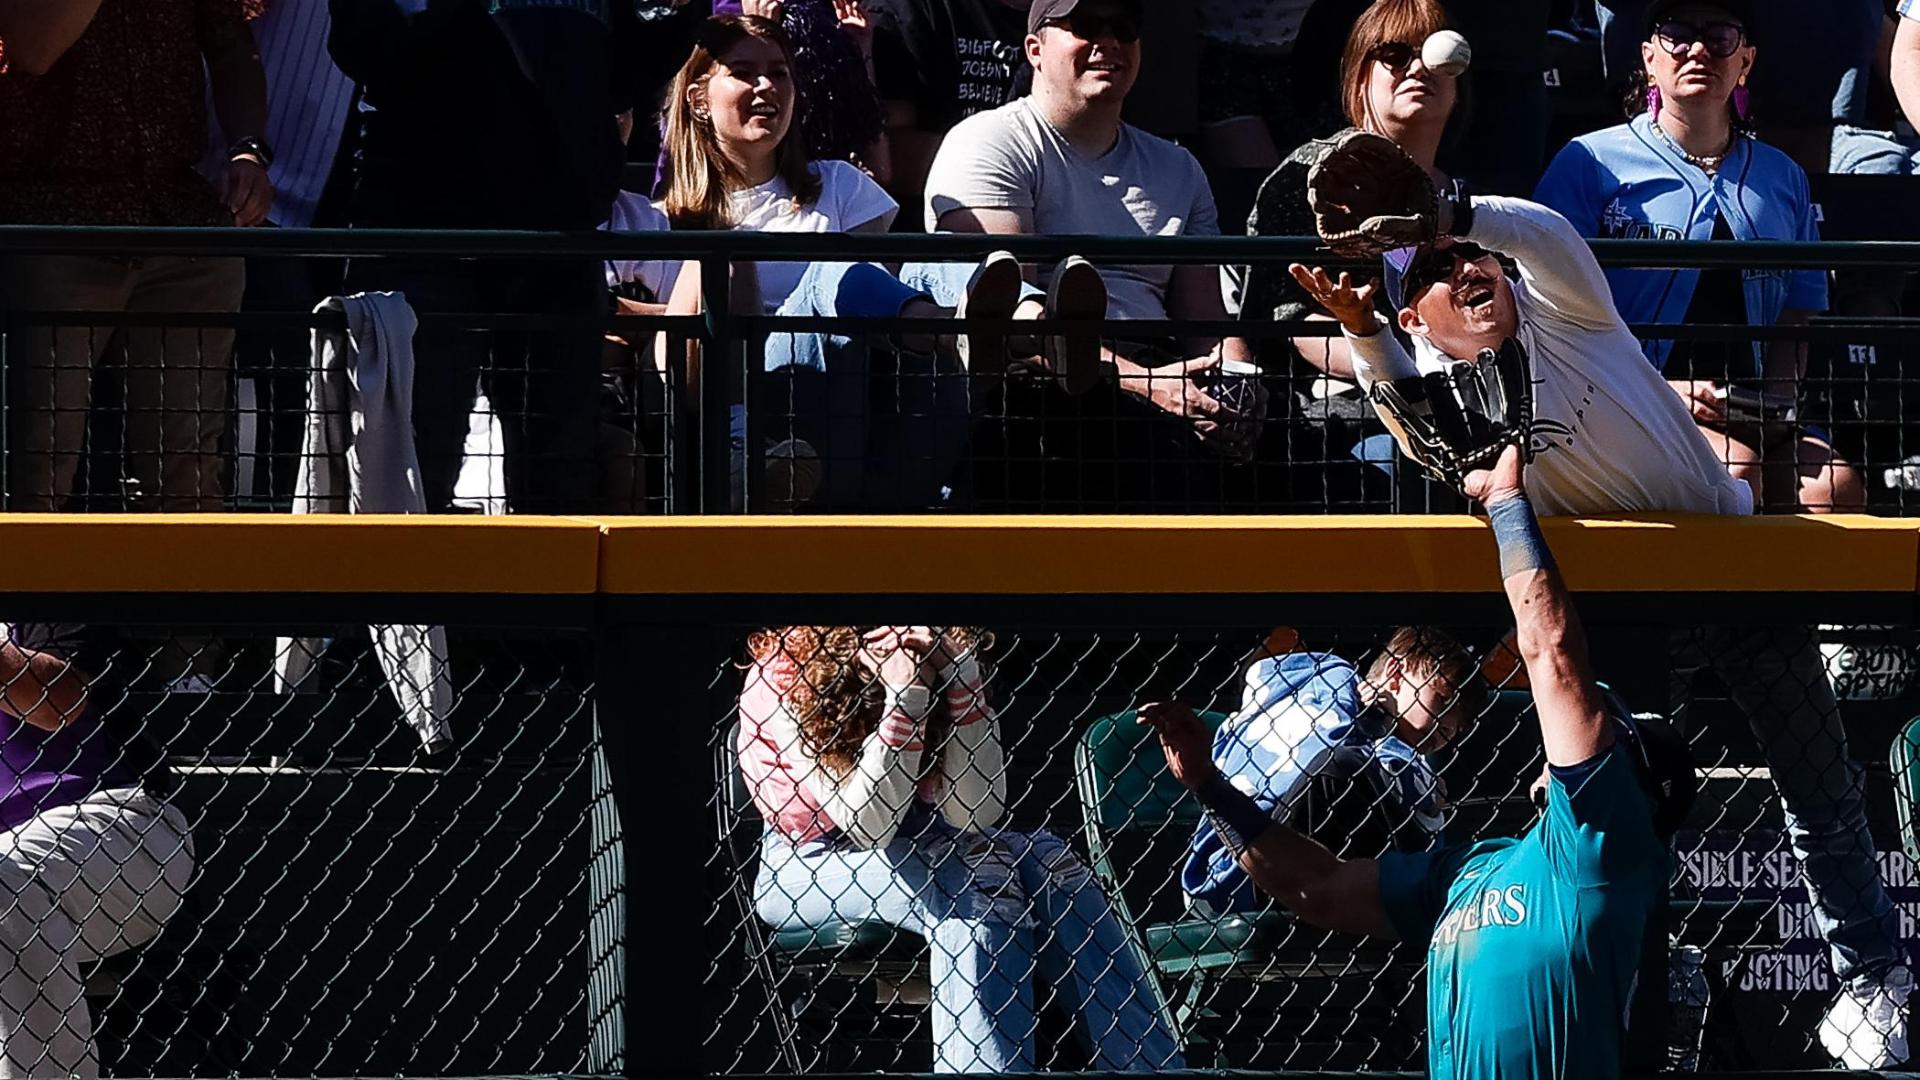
[924,0,1264,464]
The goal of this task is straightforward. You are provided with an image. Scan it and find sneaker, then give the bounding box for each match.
[1821,964,1913,1069]
[1044,256,1106,396]
[954,250,1023,372]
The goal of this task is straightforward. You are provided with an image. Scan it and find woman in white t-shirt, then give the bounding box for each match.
[657,15,1105,509]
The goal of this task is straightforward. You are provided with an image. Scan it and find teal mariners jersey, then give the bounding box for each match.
[1378,742,1665,1080]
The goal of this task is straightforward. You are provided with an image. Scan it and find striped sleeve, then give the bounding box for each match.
[251,0,357,228]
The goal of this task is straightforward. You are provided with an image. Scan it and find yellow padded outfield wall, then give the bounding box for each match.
[0,514,1911,596]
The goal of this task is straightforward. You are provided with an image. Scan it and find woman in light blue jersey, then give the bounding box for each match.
[1533,0,1863,512]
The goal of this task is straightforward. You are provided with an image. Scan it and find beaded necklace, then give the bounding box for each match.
[1652,117,1737,175]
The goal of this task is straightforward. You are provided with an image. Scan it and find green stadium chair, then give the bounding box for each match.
[1074,692,1552,1067]
[1073,708,1290,1056]
[716,723,926,1073]
[1889,715,1920,861]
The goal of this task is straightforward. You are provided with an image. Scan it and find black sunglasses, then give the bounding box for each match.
[1044,11,1142,44]
[1367,41,1419,74]
[1652,20,1746,59]
[1403,241,1494,299]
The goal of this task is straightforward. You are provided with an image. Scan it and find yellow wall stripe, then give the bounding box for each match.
[595,514,1920,596]
[0,514,1905,596]
[0,515,603,594]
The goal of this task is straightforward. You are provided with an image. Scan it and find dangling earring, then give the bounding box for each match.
[1733,76,1751,123]
[1647,80,1662,121]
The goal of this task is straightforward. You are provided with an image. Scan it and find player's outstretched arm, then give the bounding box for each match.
[1138,702,1395,939]
[1463,446,1612,766]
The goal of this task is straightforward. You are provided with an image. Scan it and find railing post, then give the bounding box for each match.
[701,249,735,514]
[596,617,716,1079]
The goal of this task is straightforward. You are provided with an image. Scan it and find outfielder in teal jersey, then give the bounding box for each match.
[1143,445,1697,1080]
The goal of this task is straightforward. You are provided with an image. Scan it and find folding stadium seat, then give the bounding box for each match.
[1073,709,1421,1069]
[716,723,929,1074]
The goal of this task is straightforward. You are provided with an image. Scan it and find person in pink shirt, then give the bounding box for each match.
[737,624,1181,1073]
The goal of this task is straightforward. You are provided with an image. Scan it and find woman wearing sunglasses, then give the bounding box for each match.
[1232,0,1466,501]
[1533,0,1864,514]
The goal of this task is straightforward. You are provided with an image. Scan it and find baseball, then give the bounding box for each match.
[1421,30,1472,78]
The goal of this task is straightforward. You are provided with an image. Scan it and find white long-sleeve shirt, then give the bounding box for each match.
[739,654,1008,849]
[1345,196,1754,517]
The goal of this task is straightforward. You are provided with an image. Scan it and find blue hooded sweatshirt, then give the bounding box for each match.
[1182,652,1447,913]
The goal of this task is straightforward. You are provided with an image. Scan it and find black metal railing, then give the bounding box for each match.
[4,229,1919,516]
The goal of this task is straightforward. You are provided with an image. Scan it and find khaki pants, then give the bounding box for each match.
[0,255,244,511]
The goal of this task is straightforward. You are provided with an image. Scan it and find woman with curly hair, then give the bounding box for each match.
[737,625,1182,1073]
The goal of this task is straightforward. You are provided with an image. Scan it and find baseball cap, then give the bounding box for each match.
[1027,0,1145,36]
[1644,0,1753,35]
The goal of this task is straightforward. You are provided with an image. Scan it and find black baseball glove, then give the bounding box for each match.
[1368,338,1537,491]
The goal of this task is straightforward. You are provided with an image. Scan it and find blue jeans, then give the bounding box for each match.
[1832,125,1920,177]
[750,261,1040,509]
[1672,625,1905,989]
[763,259,1041,372]
[754,821,1184,1072]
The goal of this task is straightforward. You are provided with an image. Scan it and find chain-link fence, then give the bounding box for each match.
[0,511,1910,1076]
[705,620,1920,1074]
[10,229,1920,517]
[0,621,615,1077]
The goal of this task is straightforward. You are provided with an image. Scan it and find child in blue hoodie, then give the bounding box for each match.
[1183,627,1484,914]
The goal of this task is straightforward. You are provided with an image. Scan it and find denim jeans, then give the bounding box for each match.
[1671,625,1904,989]
[1832,125,1920,178]
[754,820,1183,1073]
[750,260,1041,509]
[762,259,1041,373]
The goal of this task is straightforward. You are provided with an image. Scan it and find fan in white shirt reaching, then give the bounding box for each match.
[1290,194,1751,517]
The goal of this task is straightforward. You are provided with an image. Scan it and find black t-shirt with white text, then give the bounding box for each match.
[871,0,1029,131]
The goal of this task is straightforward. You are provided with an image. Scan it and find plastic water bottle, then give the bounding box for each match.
[1668,945,1710,1071]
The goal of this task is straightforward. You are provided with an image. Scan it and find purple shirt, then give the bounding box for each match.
[0,625,138,832]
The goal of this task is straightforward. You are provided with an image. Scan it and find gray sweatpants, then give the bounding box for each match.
[0,788,193,1078]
